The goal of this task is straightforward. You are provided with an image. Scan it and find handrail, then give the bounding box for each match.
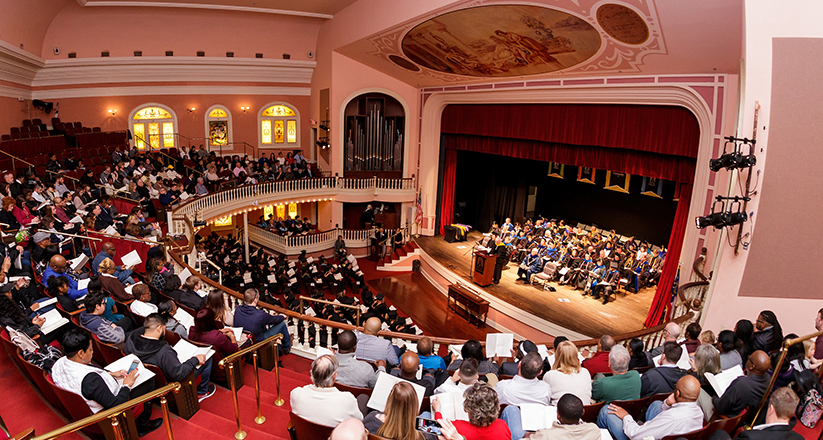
[299,295,362,327]
[219,334,285,439]
[90,230,160,245]
[746,329,823,430]
[569,311,695,349]
[30,382,181,440]
[676,281,710,304]
[48,170,80,181]
[0,149,35,171]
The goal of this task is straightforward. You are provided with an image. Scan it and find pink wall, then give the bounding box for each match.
[40,94,309,156]
[0,95,31,135]
[42,3,321,60]
[0,0,72,56]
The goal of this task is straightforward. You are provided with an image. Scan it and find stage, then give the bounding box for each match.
[415,231,657,339]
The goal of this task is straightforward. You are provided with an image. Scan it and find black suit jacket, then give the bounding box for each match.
[735,424,803,440]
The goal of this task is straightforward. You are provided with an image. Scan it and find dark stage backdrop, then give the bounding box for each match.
[453,150,678,245]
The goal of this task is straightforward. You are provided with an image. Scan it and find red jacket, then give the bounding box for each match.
[582,350,611,375]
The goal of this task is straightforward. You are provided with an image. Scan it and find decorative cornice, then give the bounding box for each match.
[0,40,45,86]
[76,0,334,19]
[0,84,32,100]
[33,57,316,87]
[31,85,311,99]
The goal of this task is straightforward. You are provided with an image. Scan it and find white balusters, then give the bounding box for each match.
[326,325,333,348]
[302,318,311,351]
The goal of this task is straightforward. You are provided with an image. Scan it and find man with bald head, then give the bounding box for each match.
[391,351,435,396]
[583,335,615,375]
[42,254,88,299]
[335,330,386,388]
[91,242,135,285]
[600,375,703,440]
[330,418,367,440]
[648,322,681,359]
[712,350,771,418]
[354,317,399,366]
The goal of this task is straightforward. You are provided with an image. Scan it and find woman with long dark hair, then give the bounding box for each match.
[204,290,233,326]
[753,310,783,353]
[188,308,239,359]
[734,319,754,362]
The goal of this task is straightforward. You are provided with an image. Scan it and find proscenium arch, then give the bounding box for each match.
[128,102,179,150]
[337,88,413,179]
[417,81,722,294]
[257,101,301,151]
[204,104,233,150]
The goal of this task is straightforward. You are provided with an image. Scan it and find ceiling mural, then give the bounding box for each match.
[400,5,601,77]
[338,0,668,87]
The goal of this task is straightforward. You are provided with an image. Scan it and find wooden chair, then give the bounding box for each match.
[581,401,605,423]
[334,382,373,399]
[661,425,709,440]
[91,334,125,365]
[15,349,70,419]
[288,411,334,440]
[144,364,200,420]
[610,395,652,421]
[704,408,748,438]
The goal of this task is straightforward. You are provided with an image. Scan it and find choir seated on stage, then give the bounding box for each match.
[479,217,665,304]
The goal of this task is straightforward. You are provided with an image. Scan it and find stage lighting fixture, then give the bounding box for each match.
[726,210,748,226]
[695,211,731,230]
[319,124,329,131]
[709,151,742,172]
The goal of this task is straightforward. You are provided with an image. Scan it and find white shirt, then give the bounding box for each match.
[290,385,362,427]
[543,368,592,405]
[435,379,473,395]
[32,191,46,203]
[495,375,552,406]
[130,300,158,317]
[622,401,703,440]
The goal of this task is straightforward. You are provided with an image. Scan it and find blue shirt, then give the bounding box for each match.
[233,304,284,340]
[418,354,447,370]
[42,266,88,300]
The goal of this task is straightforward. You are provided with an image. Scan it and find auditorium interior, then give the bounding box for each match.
[1,0,822,439]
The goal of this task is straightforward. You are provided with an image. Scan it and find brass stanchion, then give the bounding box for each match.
[273,340,285,407]
[227,362,247,440]
[252,351,266,424]
[111,416,125,440]
[160,396,175,440]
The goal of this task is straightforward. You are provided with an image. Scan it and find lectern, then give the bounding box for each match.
[472,250,495,287]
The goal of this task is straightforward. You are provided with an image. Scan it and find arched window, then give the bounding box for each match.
[258,103,299,149]
[130,104,177,150]
[205,105,232,150]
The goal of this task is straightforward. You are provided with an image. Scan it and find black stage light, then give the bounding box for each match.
[709,152,742,172]
[695,211,731,230]
[726,210,748,226]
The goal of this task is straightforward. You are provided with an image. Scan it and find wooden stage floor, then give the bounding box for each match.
[415,231,656,339]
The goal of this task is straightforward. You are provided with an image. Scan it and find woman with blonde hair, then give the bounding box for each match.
[364,381,425,439]
[542,340,592,405]
[97,257,132,302]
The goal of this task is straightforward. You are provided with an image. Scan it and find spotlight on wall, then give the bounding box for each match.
[240,106,250,113]
[319,124,329,131]
[107,109,118,116]
[710,138,757,172]
[187,107,196,113]
[316,139,330,149]
[695,196,750,230]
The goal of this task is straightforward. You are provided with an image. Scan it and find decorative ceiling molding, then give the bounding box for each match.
[31,57,315,87]
[32,84,311,99]
[75,0,334,19]
[0,40,45,86]
[0,83,32,100]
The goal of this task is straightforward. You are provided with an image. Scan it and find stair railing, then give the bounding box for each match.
[29,382,181,440]
[299,295,362,327]
[0,149,35,173]
[219,334,285,440]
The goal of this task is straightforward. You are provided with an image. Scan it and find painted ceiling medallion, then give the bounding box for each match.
[389,55,421,72]
[596,4,649,45]
[400,4,601,77]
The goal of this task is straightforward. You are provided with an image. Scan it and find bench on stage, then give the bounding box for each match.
[447,283,489,328]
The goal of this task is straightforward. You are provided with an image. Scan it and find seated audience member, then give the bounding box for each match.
[290,354,363,427]
[735,319,755,362]
[163,275,205,311]
[592,345,641,404]
[752,310,783,353]
[640,341,687,397]
[495,351,551,406]
[582,335,615,375]
[711,386,803,440]
[79,291,129,344]
[499,339,540,376]
[504,394,601,440]
[628,338,651,370]
[682,322,702,354]
[354,317,399,366]
[0,280,65,345]
[712,350,771,418]
[91,243,135,285]
[434,382,511,440]
[718,330,744,371]
[30,231,58,266]
[391,352,436,396]
[43,255,88,300]
[51,329,163,436]
[364,381,429,438]
[516,248,542,283]
[332,418,368,440]
[189,308,240,359]
[435,358,478,395]
[543,340,592,405]
[416,337,447,370]
[124,313,216,401]
[98,258,133,302]
[233,288,291,353]
[700,329,717,346]
[599,375,703,440]
[158,300,190,339]
[648,322,681,358]
[204,290,234,326]
[334,330,385,388]
[129,283,157,317]
[47,274,79,313]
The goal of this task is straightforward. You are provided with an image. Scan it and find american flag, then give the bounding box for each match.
[415,189,423,225]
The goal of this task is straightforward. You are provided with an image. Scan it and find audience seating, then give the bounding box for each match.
[581,401,605,423]
[611,395,652,422]
[333,382,373,400]
[288,411,334,440]
[144,364,200,420]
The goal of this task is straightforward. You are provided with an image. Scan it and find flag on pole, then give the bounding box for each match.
[415,189,423,225]
[670,263,681,305]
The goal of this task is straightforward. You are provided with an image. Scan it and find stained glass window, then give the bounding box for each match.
[261,120,272,144]
[274,120,284,144]
[288,203,297,219]
[287,120,296,143]
[133,124,145,149]
[133,107,172,120]
[214,216,232,227]
[276,205,285,220]
[162,122,175,149]
[262,105,295,117]
[263,206,274,220]
[209,108,227,118]
[148,123,160,150]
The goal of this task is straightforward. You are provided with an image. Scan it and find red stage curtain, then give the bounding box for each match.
[439,149,457,235]
[441,104,700,159]
[644,183,693,327]
[443,134,696,183]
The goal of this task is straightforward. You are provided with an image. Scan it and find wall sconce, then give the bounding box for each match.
[241,106,250,113]
[107,109,118,116]
[187,107,196,113]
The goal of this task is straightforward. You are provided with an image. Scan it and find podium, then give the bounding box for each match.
[472,250,495,287]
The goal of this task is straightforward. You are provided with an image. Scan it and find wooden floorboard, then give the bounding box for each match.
[415,231,656,339]
[368,273,497,342]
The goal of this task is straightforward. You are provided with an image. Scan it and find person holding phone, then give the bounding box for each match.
[432,382,510,440]
[51,329,163,437]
